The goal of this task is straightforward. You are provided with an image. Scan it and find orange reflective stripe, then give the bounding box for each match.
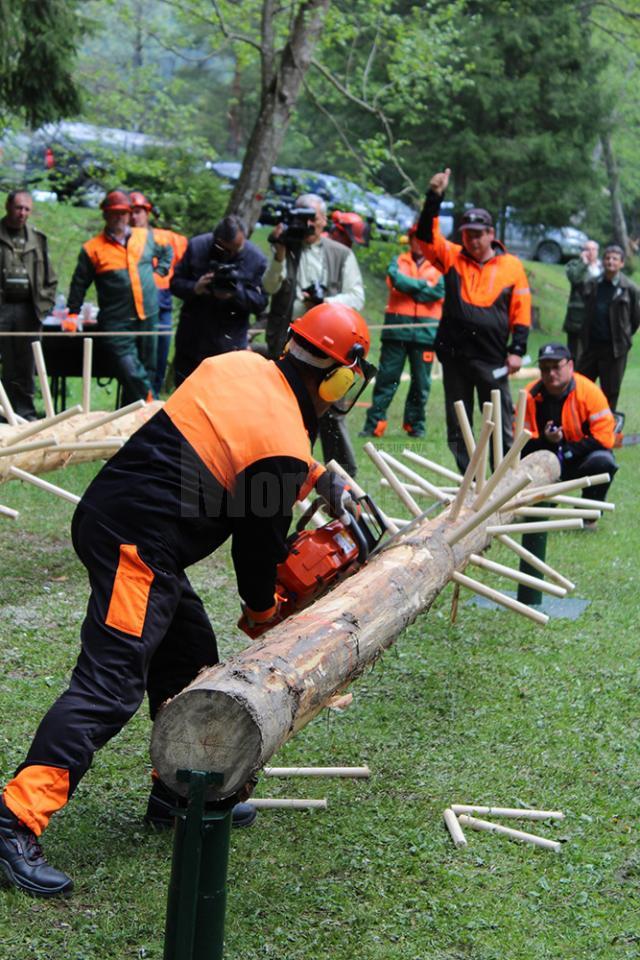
[4,765,70,836]
[126,228,148,320]
[105,544,154,637]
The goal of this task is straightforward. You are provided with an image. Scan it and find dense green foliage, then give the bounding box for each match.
[0,0,83,125]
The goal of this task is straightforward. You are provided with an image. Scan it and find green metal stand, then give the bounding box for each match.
[517,530,548,607]
[163,770,231,960]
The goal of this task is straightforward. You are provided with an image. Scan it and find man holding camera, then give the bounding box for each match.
[171,215,268,386]
[263,194,365,474]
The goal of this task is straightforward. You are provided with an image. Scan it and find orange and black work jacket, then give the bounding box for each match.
[382,251,444,347]
[151,228,187,291]
[522,372,615,461]
[77,351,325,612]
[416,191,531,366]
[67,227,172,326]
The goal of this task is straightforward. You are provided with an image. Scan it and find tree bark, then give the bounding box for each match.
[225,0,331,229]
[600,130,632,260]
[0,402,162,484]
[151,451,561,800]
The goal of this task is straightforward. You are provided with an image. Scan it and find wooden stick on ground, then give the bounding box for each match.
[444,808,467,847]
[249,798,327,810]
[452,571,549,625]
[451,804,564,820]
[0,503,19,519]
[457,814,561,852]
[263,766,370,778]
[31,341,55,419]
[9,466,81,504]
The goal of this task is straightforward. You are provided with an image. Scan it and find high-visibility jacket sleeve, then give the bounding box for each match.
[387,257,444,303]
[152,236,173,278]
[415,191,460,275]
[67,247,95,314]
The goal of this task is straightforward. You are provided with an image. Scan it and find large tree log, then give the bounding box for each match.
[151,451,560,800]
[0,402,162,484]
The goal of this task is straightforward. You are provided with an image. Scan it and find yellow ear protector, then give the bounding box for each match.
[318,365,355,402]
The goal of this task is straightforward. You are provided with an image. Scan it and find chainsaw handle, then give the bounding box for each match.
[345,512,369,565]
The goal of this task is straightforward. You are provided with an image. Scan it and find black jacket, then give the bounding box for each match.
[580,272,640,359]
[171,233,267,374]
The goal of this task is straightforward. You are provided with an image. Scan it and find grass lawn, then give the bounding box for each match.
[0,203,639,959]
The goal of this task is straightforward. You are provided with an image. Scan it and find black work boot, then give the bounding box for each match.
[145,779,257,830]
[0,797,73,898]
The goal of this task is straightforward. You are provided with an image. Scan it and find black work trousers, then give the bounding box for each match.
[576,342,628,412]
[442,355,514,473]
[561,447,618,502]
[9,508,218,832]
[0,302,40,419]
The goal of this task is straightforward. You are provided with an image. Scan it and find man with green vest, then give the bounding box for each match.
[360,227,444,438]
[67,191,172,405]
[0,190,57,420]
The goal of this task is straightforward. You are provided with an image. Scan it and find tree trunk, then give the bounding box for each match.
[151,451,560,800]
[601,130,632,261]
[225,0,330,230]
[0,402,162,484]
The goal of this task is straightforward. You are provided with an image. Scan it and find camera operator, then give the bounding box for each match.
[263,194,365,474]
[171,214,267,386]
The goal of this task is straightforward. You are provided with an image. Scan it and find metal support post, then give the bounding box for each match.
[163,769,232,960]
[517,530,548,607]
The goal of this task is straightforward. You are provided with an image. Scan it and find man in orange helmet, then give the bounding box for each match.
[0,302,375,898]
[67,190,172,404]
[129,191,187,394]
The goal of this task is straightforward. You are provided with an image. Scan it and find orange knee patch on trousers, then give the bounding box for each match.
[4,765,70,836]
[105,544,154,637]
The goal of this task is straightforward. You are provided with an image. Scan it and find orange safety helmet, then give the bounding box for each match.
[129,190,152,211]
[100,190,131,212]
[329,210,370,248]
[290,303,370,369]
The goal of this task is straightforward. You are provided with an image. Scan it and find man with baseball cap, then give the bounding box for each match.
[520,341,617,511]
[416,168,531,471]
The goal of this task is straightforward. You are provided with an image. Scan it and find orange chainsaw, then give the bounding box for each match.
[240,494,387,638]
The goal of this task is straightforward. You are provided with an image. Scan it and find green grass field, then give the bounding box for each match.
[0,203,639,959]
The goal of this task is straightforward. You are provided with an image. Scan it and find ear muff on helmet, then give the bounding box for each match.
[318,366,355,402]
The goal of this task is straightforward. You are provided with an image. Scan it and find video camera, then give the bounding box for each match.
[207,261,239,294]
[268,206,317,248]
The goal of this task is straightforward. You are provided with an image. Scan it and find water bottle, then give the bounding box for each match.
[53,293,67,324]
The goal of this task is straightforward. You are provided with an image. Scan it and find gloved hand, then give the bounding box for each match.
[237,597,284,638]
[62,313,79,332]
[315,470,360,522]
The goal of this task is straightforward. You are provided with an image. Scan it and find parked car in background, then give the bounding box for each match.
[500,209,588,263]
[25,122,165,206]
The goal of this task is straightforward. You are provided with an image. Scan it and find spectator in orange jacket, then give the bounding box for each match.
[130,192,187,394]
[416,168,531,471]
[521,342,618,511]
